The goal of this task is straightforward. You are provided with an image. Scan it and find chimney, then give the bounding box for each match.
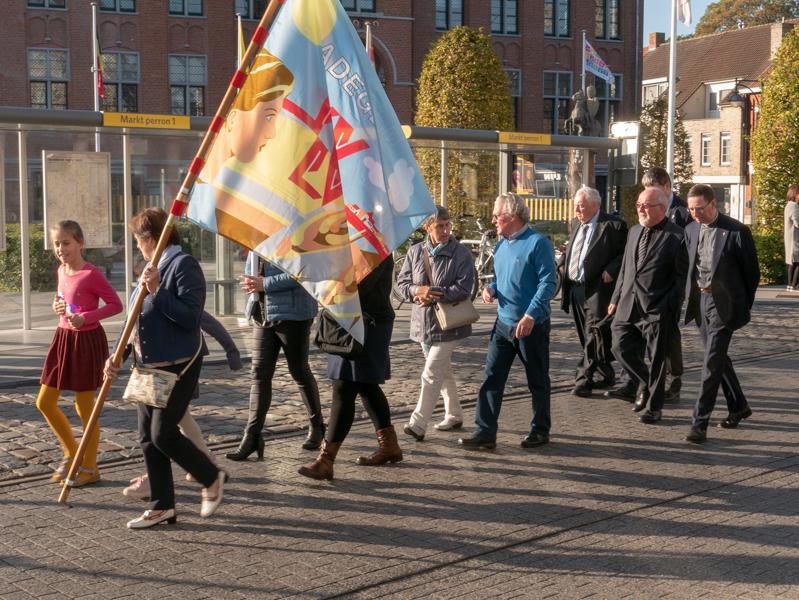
[649,32,665,51]
[771,21,796,58]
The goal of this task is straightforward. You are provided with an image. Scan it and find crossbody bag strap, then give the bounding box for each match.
[421,247,434,285]
[177,341,204,378]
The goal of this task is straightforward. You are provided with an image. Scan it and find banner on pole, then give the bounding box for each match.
[583,39,614,84]
[677,0,692,26]
[187,0,435,341]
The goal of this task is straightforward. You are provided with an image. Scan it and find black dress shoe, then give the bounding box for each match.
[458,435,496,450]
[632,391,649,413]
[639,409,662,424]
[719,406,752,429]
[593,370,616,389]
[572,384,593,398]
[521,432,550,448]
[667,376,682,395]
[685,425,707,444]
[663,390,680,404]
[604,383,637,401]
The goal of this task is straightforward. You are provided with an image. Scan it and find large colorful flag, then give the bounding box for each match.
[188,0,435,341]
[583,38,614,84]
[677,0,692,26]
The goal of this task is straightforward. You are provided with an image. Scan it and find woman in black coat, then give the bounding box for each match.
[298,256,402,480]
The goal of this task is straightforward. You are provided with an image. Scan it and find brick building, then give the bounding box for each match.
[1,0,643,137]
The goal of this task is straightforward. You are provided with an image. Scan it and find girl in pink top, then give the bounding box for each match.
[37,220,123,487]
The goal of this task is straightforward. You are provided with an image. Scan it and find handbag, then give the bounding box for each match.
[422,248,480,331]
[122,343,202,408]
[314,309,374,359]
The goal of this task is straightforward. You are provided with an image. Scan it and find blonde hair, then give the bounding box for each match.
[235,48,295,111]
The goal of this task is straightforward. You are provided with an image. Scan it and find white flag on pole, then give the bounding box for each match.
[677,0,692,26]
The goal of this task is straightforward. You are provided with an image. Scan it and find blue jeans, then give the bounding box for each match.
[474,318,551,441]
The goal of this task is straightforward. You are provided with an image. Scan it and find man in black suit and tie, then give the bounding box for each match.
[683,184,760,443]
[560,186,628,397]
[642,167,691,402]
[608,187,688,424]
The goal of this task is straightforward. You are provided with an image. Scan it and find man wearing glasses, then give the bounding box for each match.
[459,192,557,450]
[607,187,688,424]
[683,184,760,443]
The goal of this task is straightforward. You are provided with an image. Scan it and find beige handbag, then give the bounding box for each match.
[422,248,480,331]
[122,344,202,409]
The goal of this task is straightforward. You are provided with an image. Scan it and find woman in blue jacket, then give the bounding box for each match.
[226,252,325,460]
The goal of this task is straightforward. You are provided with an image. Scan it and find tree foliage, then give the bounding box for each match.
[695,0,799,36]
[638,96,694,194]
[414,27,513,226]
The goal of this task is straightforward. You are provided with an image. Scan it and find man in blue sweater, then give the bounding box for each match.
[459,192,558,450]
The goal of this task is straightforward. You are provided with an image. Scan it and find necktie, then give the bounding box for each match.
[636,227,651,271]
[568,224,586,282]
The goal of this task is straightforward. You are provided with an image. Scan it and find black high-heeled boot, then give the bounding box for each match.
[225,434,265,461]
[302,422,326,451]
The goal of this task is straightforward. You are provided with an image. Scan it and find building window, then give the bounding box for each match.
[169,55,206,115]
[27,0,66,7]
[706,86,720,118]
[28,48,69,110]
[506,68,521,129]
[235,0,267,19]
[101,52,139,112]
[594,74,622,135]
[100,0,135,11]
[544,0,569,37]
[341,0,375,12]
[543,71,572,134]
[491,0,518,34]
[436,0,463,31]
[595,0,620,39]
[720,132,732,165]
[643,81,668,105]
[169,0,203,16]
[701,133,712,166]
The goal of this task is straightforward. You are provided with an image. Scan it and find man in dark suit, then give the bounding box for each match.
[607,187,688,424]
[560,186,628,397]
[683,184,760,443]
[642,167,691,402]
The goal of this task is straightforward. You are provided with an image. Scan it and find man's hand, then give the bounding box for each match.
[607,303,616,315]
[601,271,614,283]
[515,314,535,339]
[482,287,495,304]
[414,285,443,307]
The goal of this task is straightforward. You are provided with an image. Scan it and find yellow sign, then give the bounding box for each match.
[103,112,191,130]
[498,132,552,146]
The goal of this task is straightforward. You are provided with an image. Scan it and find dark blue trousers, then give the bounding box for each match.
[692,293,748,427]
[474,318,551,441]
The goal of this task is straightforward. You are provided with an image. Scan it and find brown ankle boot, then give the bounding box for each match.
[298,441,340,480]
[356,425,403,466]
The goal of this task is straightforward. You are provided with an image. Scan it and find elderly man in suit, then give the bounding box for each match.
[683,184,760,443]
[561,186,628,397]
[608,186,688,424]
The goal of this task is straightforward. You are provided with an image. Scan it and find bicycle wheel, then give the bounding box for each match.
[391,253,406,308]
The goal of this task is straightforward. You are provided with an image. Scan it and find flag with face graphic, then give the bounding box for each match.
[188,0,435,341]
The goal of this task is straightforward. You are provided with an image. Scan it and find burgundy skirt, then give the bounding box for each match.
[40,326,110,392]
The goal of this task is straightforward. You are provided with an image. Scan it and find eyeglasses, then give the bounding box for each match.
[635,202,664,211]
[491,213,510,222]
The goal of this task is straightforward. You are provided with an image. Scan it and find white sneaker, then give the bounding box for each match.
[200,470,227,518]
[122,475,151,500]
[434,416,464,431]
[126,509,177,529]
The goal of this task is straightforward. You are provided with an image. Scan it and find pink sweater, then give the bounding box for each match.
[57,263,123,331]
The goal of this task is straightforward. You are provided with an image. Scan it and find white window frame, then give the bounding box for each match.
[492,0,519,35]
[235,0,266,20]
[436,0,463,31]
[706,81,735,118]
[719,132,732,166]
[701,133,712,166]
[169,0,203,17]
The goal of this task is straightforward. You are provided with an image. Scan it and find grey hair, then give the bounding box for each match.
[424,205,450,226]
[643,185,669,207]
[575,186,601,206]
[641,167,671,188]
[494,192,530,222]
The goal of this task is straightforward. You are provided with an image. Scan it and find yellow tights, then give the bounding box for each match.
[35,385,99,470]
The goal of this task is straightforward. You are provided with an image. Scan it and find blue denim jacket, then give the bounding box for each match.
[244,252,318,323]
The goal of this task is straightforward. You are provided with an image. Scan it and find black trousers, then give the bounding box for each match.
[244,320,322,437]
[138,356,219,510]
[789,263,799,287]
[327,379,392,444]
[691,293,748,427]
[611,311,671,412]
[570,283,613,386]
[666,312,684,380]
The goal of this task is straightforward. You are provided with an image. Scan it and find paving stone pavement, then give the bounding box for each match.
[0,293,798,598]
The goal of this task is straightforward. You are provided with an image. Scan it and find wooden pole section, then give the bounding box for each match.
[57,0,285,504]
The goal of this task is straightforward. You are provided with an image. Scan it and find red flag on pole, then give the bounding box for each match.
[96,36,105,101]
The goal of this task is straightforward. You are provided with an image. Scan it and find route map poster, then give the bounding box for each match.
[42,151,112,249]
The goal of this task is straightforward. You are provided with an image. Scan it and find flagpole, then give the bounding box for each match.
[666,0,678,176]
[57,0,285,504]
[365,21,374,67]
[91,2,100,151]
[581,30,587,92]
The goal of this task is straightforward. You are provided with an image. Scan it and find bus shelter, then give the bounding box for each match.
[0,107,620,331]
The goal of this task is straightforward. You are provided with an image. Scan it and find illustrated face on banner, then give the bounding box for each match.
[227,97,284,162]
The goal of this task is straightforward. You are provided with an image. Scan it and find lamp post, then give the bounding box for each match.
[721,79,761,223]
